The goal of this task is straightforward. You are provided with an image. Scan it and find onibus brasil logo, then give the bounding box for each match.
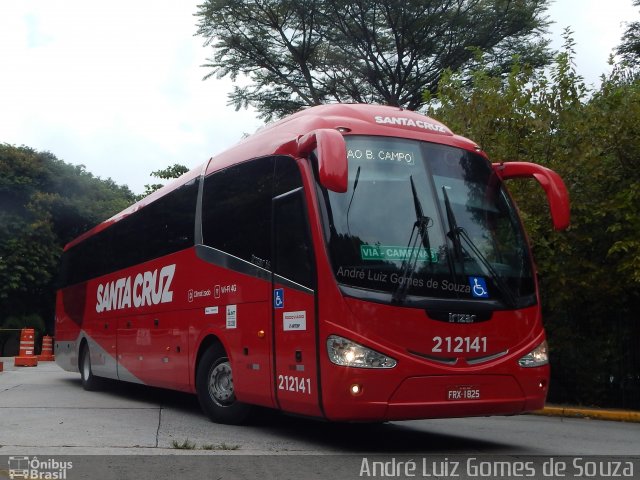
[8,456,73,480]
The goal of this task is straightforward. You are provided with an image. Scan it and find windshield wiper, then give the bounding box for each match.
[441,186,518,308]
[442,185,464,264]
[346,166,361,237]
[392,176,432,304]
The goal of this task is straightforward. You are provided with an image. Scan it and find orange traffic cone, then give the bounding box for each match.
[38,335,55,361]
[0,360,3,372]
[14,328,38,367]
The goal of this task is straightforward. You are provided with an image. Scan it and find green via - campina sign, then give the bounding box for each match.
[360,245,438,262]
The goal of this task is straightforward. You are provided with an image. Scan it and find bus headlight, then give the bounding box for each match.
[518,340,549,368]
[327,335,397,369]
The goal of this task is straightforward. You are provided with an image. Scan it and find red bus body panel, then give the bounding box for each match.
[55,104,556,422]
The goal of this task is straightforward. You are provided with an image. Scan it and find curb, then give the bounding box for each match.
[534,405,640,423]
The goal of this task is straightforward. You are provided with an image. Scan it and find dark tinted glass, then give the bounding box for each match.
[201,156,308,279]
[59,179,198,288]
[320,136,534,306]
[274,156,304,196]
[202,157,275,267]
[273,188,314,288]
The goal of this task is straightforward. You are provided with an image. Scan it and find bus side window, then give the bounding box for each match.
[59,180,197,288]
[274,156,303,196]
[272,188,315,289]
[201,157,275,267]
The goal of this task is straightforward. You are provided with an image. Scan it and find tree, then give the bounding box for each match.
[195,0,552,120]
[138,163,189,199]
[426,34,640,408]
[0,144,135,336]
[0,314,45,356]
[617,0,640,67]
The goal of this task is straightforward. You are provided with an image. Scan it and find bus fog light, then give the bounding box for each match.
[518,340,549,368]
[350,384,362,396]
[327,335,397,369]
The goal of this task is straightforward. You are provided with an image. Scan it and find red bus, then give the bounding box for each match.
[55,104,569,424]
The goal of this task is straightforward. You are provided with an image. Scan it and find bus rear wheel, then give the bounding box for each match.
[80,343,99,391]
[196,343,252,424]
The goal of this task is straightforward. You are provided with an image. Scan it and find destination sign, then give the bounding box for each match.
[347,148,415,165]
[360,245,438,262]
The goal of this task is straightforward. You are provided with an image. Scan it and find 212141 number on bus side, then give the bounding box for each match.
[278,375,311,395]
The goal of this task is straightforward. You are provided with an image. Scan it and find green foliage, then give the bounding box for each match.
[150,164,189,180]
[0,313,46,356]
[0,144,135,332]
[426,33,640,408]
[195,0,552,121]
[200,442,241,450]
[138,163,189,200]
[617,0,640,68]
[1,314,46,338]
[171,438,196,450]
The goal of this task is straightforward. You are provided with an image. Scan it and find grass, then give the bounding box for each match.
[201,442,241,451]
[171,438,197,450]
[171,439,241,451]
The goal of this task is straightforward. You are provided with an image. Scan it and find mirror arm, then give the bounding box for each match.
[297,132,318,157]
[493,161,570,231]
[296,129,348,193]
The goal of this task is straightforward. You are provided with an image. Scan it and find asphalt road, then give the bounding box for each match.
[1,359,638,479]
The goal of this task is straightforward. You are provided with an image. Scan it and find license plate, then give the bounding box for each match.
[447,386,481,401]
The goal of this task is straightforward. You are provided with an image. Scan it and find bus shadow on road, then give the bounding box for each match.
[60,376,201,410]
[247,413,516,454]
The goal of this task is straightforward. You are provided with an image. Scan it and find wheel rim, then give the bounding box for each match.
[82,349,91,380]
[208,359,234,406]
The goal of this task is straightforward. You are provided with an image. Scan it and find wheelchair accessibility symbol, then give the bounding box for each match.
[469,276,489,298]
[273,288,284,309]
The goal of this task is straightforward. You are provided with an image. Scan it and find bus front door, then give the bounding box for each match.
[272,187,322,417]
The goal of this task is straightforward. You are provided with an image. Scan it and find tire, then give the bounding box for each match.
[196,343,252,424]
[79,343,99,391]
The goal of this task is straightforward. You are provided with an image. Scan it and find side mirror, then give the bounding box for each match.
[297,129,348,193]
[493,161,570,231]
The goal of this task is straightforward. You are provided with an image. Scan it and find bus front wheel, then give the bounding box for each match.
[196,343,252,424]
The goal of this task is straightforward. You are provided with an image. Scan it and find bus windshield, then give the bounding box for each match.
[320,136,535,308]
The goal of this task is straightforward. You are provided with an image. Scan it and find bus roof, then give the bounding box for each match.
[64,104,482,251]
[203,103,481,176]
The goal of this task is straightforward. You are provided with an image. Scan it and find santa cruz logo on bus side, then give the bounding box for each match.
[95,264,176,313]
